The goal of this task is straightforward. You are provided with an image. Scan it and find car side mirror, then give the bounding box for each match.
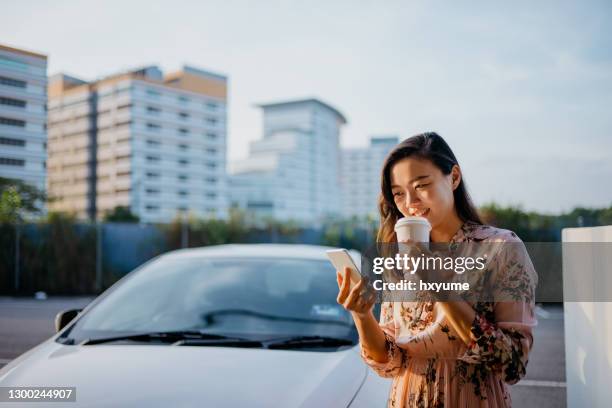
[55,309,82,332]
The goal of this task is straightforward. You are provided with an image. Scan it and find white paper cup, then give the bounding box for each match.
[394,216,431,243]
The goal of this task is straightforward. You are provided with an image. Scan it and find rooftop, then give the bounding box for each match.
[257,98,347,124]
[49,64,228,100]
[0,43,47,60]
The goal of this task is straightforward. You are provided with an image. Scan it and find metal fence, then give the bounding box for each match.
[0,221,373,296]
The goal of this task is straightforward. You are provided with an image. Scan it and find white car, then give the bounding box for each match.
[0,244,391,407]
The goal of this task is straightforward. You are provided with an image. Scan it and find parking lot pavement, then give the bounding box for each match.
[510,303,566,407]
[0,298,567,407]
[0,296,94,366]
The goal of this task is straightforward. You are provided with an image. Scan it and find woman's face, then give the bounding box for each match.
[390,157,460,230]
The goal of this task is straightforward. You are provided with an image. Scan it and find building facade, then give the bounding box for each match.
[229,99,346,223]
[0,44,48,200]
[47,65,227,222]
[340,135,399,219]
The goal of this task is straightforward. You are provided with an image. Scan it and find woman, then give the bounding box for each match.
[336,132,537,407]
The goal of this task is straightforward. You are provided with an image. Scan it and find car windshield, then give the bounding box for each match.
[61,256,357,345]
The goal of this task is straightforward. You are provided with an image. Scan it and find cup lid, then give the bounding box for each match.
[394,216,431,230]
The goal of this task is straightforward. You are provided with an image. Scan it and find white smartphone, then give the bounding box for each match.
[326,249,362,289]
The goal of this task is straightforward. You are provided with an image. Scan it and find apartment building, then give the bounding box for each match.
[340,135,399,219]
[47,65,227,222]
[0,44,47,201]
[229,98,346,223]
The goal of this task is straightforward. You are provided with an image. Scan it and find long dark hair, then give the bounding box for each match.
[377,132,482,243]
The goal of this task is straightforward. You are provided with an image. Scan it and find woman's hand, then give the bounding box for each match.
[336,267,376,319]
[336,267,391,365]
[398,239,455,284]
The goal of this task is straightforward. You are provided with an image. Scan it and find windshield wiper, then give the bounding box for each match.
[200,309,352,328]
[80,330,251,345]
[79,330,354,350]
[266,335,355,350]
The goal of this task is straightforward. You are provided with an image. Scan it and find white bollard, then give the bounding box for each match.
[562,225,612,407]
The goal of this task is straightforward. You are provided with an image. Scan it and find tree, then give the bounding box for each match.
[0,187,22,223]
[103,206,140,223]
[0,177,46,223]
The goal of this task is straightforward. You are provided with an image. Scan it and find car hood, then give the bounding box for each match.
[0,339,366,407]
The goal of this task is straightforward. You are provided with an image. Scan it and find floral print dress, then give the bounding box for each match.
[360,221,538,407]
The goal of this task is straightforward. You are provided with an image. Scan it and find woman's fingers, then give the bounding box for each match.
[415,241,434,257]
[347,279,375,313]
[336,267,351,304]
[337,267,376,314]
[343,277,363,308]
[339,270,361,310]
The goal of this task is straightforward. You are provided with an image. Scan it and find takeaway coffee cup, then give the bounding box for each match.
[394,216,431,243]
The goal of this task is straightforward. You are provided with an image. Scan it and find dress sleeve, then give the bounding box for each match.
[459,235,538,385]
[359,301,406,378]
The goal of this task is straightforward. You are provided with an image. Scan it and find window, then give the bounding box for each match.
[146,123,161,131]
[205,117,217,126]
[178,174,188,181]
[0,157,25,166]
[178,112,189,120]
[146,188,160,194]
[177,190,189,197]
[146,106,161,115]
[205,192,217,199]
[115,119,132,127]
[114,87,130,97]
[206,102,218,110]
[145,204,160,211]
[0,76,26,88]
[0,96,26,108]
[205,177,217,184]
[0,137,25,147]
[178,144,189,151]
[146,172,160,178]
[146,139,161,147]
[178,96,189,104]
[177,206,188,211]
[146,155,160,162]
[206,132,217,140]
[0,117,26,127]
[178,128,189,135]
[206,147,217,155]
[178,158,189,166]
[205,162,217,169]
[146,89,161,98]
[247,201,273,209]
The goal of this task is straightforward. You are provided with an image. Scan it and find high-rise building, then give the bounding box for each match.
[229,98,346,223]
[340,135,399,219]
[47,65,227,222]
[0,44,48,201]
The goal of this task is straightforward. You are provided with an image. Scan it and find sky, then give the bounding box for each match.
[1,0,611,213]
